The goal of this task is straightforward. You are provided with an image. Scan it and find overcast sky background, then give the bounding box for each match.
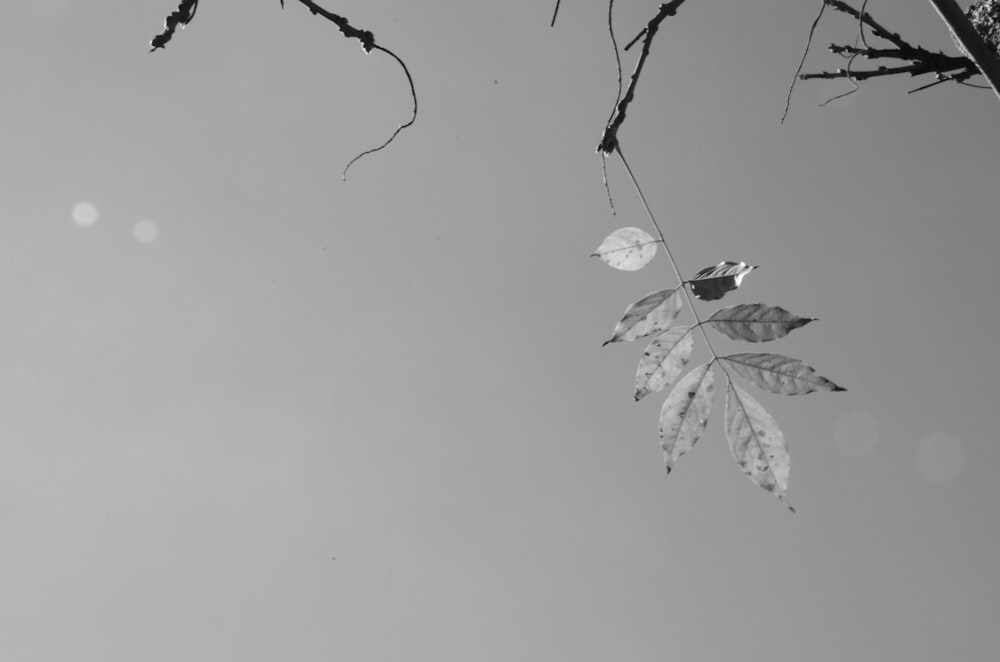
[2,1,998,660]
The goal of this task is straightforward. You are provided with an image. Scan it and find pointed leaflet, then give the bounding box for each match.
[635,327,694,401]
[592,227,658,271]
[725,378,793,510]
[722,353,845,395]
[604,288,683,345]
[688,261,757,301]
[707,304,815,342]
[660,362,715,474]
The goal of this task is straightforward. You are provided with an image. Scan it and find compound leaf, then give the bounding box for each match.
[660,362,715,474]
[604,288,683,346]
[707,303,815,342]
[592,227,658,271]
[725,378,793,511]
[635,326,694,402]
[722,352,845,395]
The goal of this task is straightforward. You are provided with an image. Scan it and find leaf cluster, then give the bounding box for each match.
[594,229,844,511]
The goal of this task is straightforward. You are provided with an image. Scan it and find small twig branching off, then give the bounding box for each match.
[149,0,417,180]
[601,0,625,215]
[550,0,562,28]
[781,0,827,124]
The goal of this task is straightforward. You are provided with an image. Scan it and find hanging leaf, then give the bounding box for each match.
[725,379,794,511]
[722,353,845,395]
[591,227,658,271]
[660,363,715,474]
[688,261,757,301]
[635,326,694,401]
[707,304,815,342]
[603,288,683,346]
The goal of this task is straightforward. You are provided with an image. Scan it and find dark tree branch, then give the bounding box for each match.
[292,0,418,179]
[150,0,417,179]
[550,0,562,28]
[598,0,689,155]
[801,60,972,81]
[149,0,199,52]
[797,0,985,97]
[823,0,909,50]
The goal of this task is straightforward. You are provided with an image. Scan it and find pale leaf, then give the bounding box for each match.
[635,327,695,401]
[725,379,794,511]
[591,227,658,271]
[688,261,757,301]
[660,362,715,474]
[707,304,815,342]
[722,353,845,395]
[604,289,683,346]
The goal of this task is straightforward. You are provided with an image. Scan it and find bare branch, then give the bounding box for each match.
[149,0,199,52]
[798,0,981,95]
[823,0,911,50]
[598,0,689,155]
[292,1,417,178]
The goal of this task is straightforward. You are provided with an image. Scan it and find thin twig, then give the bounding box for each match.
[614,146,721,363]
[781,0,827,123]
[340,45,418,180]
[607,0,623,124]
[624,28,647,52]
[550,0,562,27]
[824,0,909,50]
[801,60,970,80]
[601,155,617,216]
[819,52,860,105]
[858,0,871,48]
[601,0,624,215]
[293,0,418,179]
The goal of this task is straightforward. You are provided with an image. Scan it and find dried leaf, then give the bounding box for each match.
[660,363,715,474]
[725,379,794,510]
[722,352,845,395]
[688,261,756,301]
[592,227,658,271]
[635,327,694,401]
[707,304,815,342]
[603,289,683,346]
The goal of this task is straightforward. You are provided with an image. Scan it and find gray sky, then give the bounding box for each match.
[2,1,998,660]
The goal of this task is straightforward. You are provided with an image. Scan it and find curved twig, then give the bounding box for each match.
[292,0,417,180]
[781,0,827,123]
[341,44,418,180]
[601,0,624,215]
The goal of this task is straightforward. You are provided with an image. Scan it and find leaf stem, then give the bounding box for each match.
[614,145,723,364]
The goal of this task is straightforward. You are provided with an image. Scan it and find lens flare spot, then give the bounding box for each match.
[915,431,965,483]
[133,219,158,244]
[72,202,98,227]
